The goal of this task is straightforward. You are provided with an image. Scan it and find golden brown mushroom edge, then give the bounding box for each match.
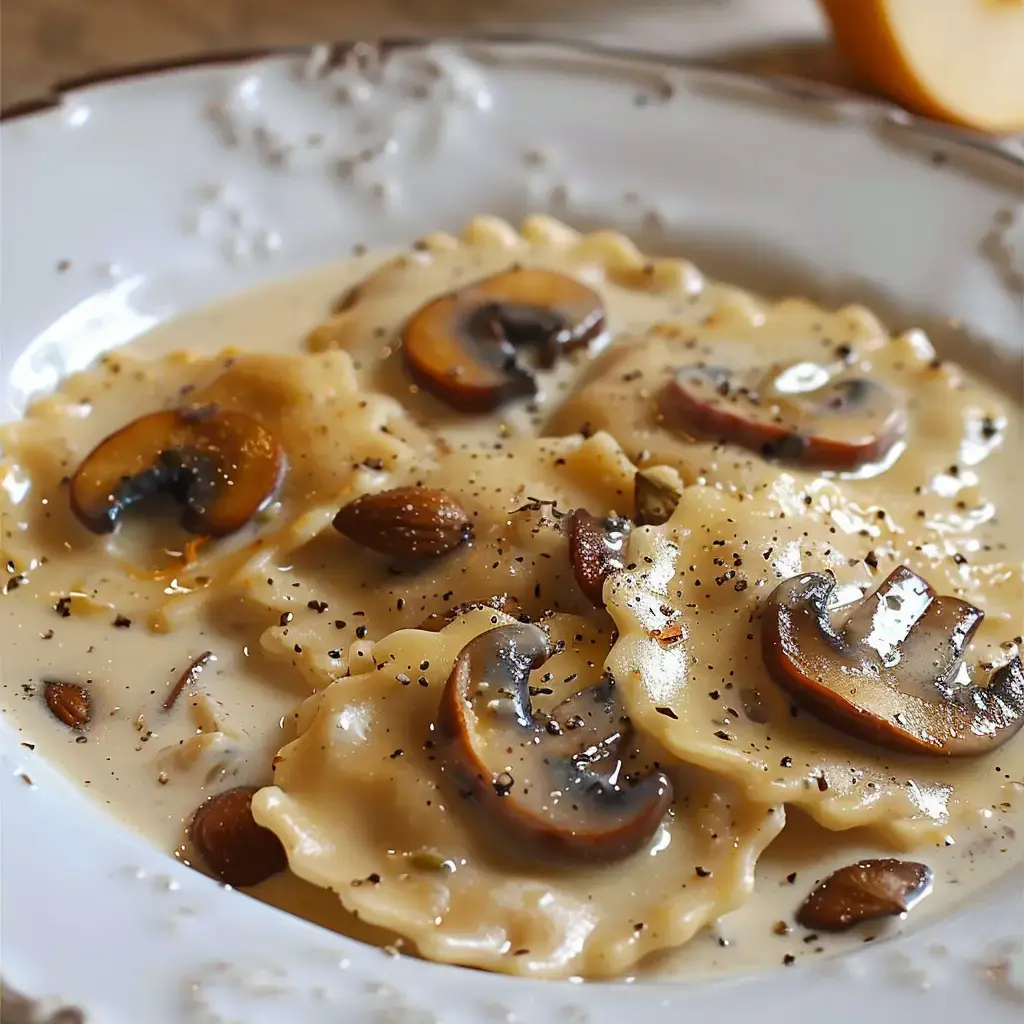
[659,363,907,470]
[401,268,606,413]
[761,565,1024,756]
[69,406,286,538]
[438,622,674,862]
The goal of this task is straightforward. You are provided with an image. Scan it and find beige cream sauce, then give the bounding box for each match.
[2,222,1022,980]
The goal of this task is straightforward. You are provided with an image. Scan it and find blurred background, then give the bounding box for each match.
[4,1,1022,134]
[2,0,845,110]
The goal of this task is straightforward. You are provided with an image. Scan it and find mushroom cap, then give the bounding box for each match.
[762,565,1024,756]
[402,268,605,413]
[70,407,286,537]
[439,623,673,861]
[660,364,907,469]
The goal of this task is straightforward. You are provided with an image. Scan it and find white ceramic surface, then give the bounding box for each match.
[1,39,1022,1024]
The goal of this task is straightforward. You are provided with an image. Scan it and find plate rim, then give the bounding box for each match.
[3,33,1021,174]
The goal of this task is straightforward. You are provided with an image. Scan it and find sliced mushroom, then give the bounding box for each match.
[438,623,673,861]
[762,565,1024,755]
[659,364,906,469]
[567,509,632,607]
[797,859,933,932]
[634,466,684,526]
[70,407,285,537]
[402,268,605,413]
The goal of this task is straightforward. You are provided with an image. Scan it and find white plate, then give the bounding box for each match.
[2,39,1022,1024]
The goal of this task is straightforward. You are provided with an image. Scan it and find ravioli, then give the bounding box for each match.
[2,214,1020,983]
[603,481,1023,847]
[253,608,784,978]
[2,349,428,629]
[240,431,637,692]
[306,215,712,441]
[548,307,1015,558]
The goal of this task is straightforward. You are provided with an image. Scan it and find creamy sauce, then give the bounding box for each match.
[2,216,1021,980]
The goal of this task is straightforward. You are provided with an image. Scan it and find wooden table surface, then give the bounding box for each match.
[1,0,854,110]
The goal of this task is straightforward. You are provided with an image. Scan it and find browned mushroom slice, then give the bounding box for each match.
[634,466,684,527]
[402,268,605,413]
[659,364,906,469]
[567,509,632,608]
[797,859,933,932]
[70,407,285,537]
[762,565,1024,755]
[439,623,673,861]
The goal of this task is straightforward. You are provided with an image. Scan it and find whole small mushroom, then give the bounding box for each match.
[438,623,673,861]
[762,565,1024,756]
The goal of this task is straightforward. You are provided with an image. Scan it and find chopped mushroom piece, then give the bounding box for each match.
[70,407,285,537]
[797,859,933,932]
[567,509,632,607]
[402,268,605,413]
[659,364,906,469]
[438,623,673,861]
[634,466,684,526]
[762,565,1024,756]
